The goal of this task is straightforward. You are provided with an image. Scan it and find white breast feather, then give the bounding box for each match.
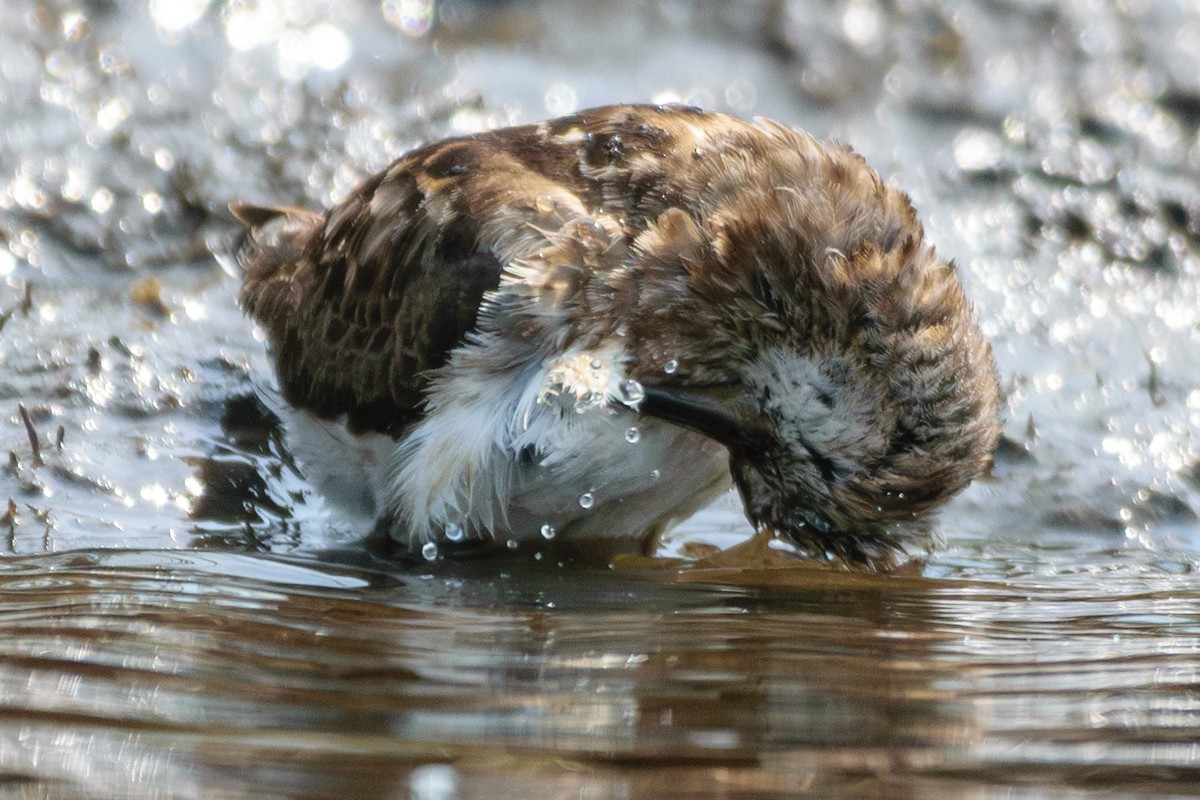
[386,340,640,546]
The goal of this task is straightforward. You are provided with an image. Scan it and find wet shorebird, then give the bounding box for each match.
[231,103,1001,569]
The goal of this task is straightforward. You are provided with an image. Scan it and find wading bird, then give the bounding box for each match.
[232,104,1001,570]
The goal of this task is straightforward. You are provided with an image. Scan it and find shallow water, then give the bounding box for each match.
[0,547,1197,798]
[1,1,1200,797]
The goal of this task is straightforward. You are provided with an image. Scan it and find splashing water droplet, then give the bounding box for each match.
[443,522,464,542]
[617,378,645,405]
[649,469,661,482]
[625,426,641,443]
[506,538,519,550]
[540,523,557,540]
[590,358,603,371]
[579,491,595,509]
[421,541,439,561]
[663,359,678,374]
[574,392,603,413]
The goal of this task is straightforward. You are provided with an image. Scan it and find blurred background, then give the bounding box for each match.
[0,2,1199,798]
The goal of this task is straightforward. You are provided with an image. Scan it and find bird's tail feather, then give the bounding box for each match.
[224,202,321,282]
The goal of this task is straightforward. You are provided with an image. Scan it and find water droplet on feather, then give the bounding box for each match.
[617,378,645,405]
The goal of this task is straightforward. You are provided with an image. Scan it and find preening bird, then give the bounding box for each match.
[231,103,1002,570]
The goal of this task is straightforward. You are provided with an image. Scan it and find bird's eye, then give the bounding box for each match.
[807,447,838,482]
[795,432,838,482]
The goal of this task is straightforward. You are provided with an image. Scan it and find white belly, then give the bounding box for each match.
[277,405,396,534]
[279,368,733,557]
[500,413,732,553]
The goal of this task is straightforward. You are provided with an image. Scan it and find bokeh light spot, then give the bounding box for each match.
[150,0,212,33]
[382,0,435,38]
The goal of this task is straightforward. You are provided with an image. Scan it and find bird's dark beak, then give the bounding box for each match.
[639,385,772,452]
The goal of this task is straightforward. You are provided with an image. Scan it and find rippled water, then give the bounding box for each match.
[2,1,1199,797]
[0,547,1197,798]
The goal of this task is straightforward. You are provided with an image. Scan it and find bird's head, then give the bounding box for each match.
[635,235,1002,571]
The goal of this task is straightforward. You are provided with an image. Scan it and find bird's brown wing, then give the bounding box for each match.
[233,153,514,437]
[233,104,770,438]
[232,113,636,438]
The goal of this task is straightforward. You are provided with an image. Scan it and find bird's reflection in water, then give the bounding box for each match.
[0,550,982,799]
